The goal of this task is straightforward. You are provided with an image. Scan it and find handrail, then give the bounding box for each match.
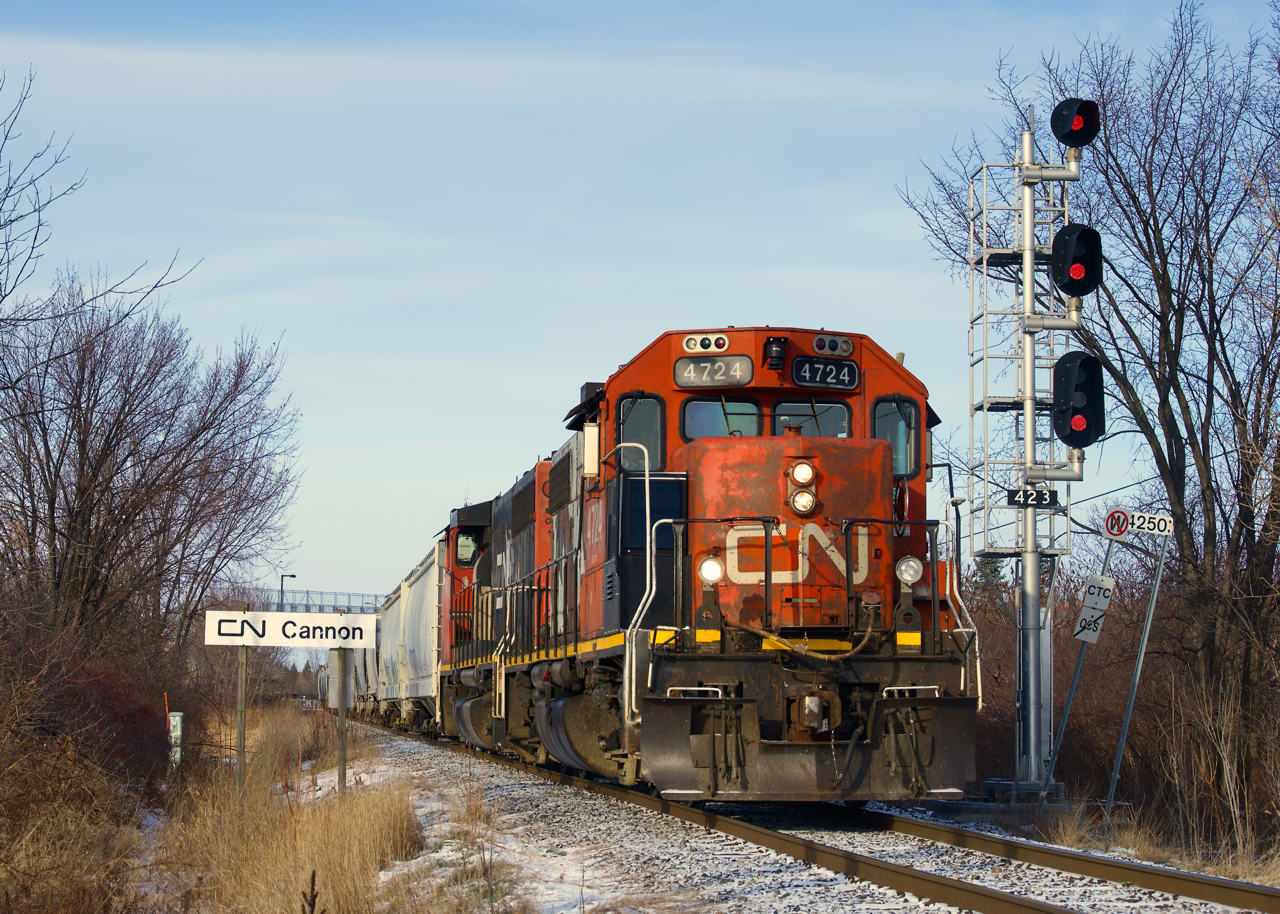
[600,443,651,618]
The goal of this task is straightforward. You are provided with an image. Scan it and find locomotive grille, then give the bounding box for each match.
[547,455,572,514]
[512,481,536,534]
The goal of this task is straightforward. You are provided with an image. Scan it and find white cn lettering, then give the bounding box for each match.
[725,523,868,585]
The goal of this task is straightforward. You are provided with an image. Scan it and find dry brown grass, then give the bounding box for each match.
[1038,802,1103,850]
[0,793,142,914]
[1034,804,1280,881]
[0,654,156,914]
[147,704,421,914]
[378,755,534,914]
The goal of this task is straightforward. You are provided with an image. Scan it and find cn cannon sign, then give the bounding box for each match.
[204,610,375,648]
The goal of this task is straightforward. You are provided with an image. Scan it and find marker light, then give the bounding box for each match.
[789,461,816,486]
[790,490,817,514]
[714,336,728,350]
[697,556,726,584]
[895,556,924,586]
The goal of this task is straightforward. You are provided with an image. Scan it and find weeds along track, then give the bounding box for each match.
[859,809,1280,914]
[363,721,1274,914]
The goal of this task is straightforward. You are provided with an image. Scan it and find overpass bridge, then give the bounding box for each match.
[251,589,386,614]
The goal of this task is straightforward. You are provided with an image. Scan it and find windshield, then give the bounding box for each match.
[773,400,850,437]
[683,399,761,438]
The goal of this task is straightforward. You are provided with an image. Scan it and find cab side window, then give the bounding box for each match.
[874,398,919,477]
[617,395,665,472]
[455,530,481,567]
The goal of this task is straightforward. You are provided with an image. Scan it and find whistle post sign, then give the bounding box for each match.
[204,611,375,648]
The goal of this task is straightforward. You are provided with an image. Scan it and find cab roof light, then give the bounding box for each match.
[764,336,788,370]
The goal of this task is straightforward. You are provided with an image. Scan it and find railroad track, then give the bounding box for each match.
[861,808,1280,914]
[358,720,1278,913]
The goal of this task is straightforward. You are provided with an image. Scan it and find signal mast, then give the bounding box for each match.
[967,99,1105,793]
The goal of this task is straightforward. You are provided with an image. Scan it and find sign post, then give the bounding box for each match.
[205,609,374,803]
[237,641,247,800]
[337,646,347,795]
[1106,525,1172,814]
[1041,542,1115,795]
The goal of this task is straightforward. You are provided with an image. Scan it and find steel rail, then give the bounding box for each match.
[359,722,1072,914]
[359,720,1280,912]
[866,809,1280,914]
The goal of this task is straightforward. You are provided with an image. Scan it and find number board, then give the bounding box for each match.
[792,356,860,391]
[1006,488,1060,507]
[1130,511,1173,536]
[673,355,754,388]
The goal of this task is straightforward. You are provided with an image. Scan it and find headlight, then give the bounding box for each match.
[895,556,924,585]
[790,490,817,515]
[789,461,816,486]
[697,556,726,584]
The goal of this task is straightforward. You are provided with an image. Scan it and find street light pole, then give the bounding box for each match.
[279,573,295,612]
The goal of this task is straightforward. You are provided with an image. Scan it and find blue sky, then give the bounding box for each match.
[0,1,1266,594]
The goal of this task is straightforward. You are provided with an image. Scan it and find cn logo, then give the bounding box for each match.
[217,617,266,638]
[724,523,868,585]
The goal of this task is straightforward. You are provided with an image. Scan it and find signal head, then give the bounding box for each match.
[1052,351,1106,448]
[1050,98,1100,147]
[1051,224,1104,297]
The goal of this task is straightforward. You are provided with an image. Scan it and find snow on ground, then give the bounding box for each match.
[361,726,959,912]
[354,726,1258,913]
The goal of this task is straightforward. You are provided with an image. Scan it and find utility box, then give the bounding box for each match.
[167,712,183,770]
[327,648,355,709]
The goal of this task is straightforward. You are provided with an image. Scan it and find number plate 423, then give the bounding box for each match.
[1006,488,1059,506]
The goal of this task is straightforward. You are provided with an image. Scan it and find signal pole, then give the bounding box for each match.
[1018,120,1045,785]
[968,97,1103,794]
[1008,101,1101,789]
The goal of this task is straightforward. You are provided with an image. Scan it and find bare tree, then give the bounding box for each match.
[0,72,81,317]
[0,73,187,410]
[0,277,299,657]
[903,2,1280,841]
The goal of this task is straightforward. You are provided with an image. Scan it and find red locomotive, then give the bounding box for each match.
[371,327,977,802]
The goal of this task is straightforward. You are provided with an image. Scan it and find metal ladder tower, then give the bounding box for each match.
[968,107,1086,787]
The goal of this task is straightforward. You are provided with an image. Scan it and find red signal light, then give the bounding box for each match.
[1051,98,1100,147]
[1071,415,1087,432]
[1052,224,1104,296]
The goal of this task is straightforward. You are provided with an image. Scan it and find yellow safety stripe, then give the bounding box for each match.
[439,632,861,671]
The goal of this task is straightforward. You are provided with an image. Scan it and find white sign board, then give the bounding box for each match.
[204,611,376,648]
[1102,507,1130,540]
[1082,574,1116,610]
[1129,511,1173,537]
[1073,574,1116,643]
